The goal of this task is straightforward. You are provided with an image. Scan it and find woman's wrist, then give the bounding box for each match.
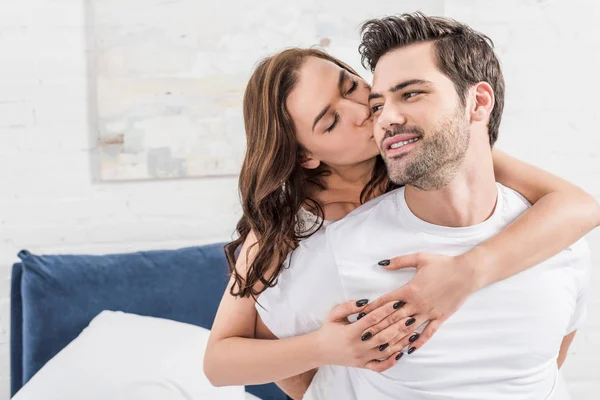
[308,328,331,368]
[455,246,496,292]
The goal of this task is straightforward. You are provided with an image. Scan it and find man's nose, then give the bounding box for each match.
[378,104,407,131]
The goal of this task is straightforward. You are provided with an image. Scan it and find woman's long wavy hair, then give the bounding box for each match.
[225,48,394,298]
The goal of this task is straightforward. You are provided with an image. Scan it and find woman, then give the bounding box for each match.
[204,48,599,397]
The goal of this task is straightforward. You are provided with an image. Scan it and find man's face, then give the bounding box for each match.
[369,41,470,190]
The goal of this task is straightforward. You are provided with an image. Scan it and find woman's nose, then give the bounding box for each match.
[346,99,371,126]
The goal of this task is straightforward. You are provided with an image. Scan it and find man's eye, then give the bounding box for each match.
[370,105,383,114]
[404,91,422,99]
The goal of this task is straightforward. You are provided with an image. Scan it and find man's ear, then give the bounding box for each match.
[299,152,321,169]
[470,82,495,123]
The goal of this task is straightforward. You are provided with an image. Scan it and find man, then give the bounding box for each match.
[256,13,590,400]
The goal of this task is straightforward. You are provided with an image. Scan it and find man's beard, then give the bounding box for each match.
[383,107,470,190]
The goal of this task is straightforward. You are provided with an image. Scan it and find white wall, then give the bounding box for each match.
[0,0,245,395]
[0,0,598,398]
[447,2,600,397]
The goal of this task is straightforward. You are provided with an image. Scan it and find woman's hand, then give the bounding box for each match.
[359,252,481,355]
[315,298,412,372]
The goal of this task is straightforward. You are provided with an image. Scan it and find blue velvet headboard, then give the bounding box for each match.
[10,243,288,400]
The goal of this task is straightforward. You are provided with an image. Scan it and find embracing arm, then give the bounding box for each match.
[204,289,323,387]
[203,231,323,387]
[254,315,317,399]
[469,148,600,288]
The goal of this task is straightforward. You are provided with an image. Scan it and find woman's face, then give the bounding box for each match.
[286,56,380,169]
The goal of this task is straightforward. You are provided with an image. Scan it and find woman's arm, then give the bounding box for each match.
[470,148,600,288]
[203,231,404,389]
[254,315,318,399]
[204,231,321,387]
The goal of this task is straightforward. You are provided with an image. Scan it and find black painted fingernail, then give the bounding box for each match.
[379,343,389,352]
[378,259,390,266]
[408,347,417,354]
[361,332,372,341]
[393,301,405,309]
[356,299,369,307]
[405,317,416,326]
[357,312,366,320]
[395,352,404,360]
[409,333,420,343]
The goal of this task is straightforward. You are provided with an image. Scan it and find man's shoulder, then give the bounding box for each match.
[559,236,591,272]
[276,188,402,286]
[257,225,346,337]
[347,187,404,219]
[498,183,532,210]
[267,188,405,299]
[326,187,404,235]
[295,227,329,254]
[276,228,337,285]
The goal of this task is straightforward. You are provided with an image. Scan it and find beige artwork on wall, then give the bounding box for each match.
[91,0,443,180]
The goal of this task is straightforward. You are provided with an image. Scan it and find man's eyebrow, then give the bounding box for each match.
[390,79,430,93]
[369,79,431,102]
[312,70,346,131]
[368,92,382,101]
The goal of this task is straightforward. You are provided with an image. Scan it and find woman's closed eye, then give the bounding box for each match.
[345,80,358,96]
[325,112,339,133]
[324,77,361,132]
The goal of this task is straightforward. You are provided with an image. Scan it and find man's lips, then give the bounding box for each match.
[382,133,421,150]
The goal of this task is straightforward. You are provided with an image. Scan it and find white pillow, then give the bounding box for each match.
[13,311,247,400]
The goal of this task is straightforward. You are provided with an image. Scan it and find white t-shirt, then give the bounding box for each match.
[257,184,590,400]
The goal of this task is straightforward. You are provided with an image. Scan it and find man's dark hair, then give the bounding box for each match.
[359,12,505,146]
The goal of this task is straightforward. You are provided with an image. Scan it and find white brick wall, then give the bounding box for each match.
[0,0,598,398]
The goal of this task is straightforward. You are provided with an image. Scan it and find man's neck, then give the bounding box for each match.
[404,138,498,228]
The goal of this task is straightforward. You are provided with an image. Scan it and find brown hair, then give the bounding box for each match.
[359,12,505,146]
[225,48,393,298]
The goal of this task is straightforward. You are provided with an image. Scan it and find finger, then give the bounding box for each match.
[354,301,412,338]
[360,290,407,315]
[367,317,426,361]
[327,299,369,322]
[360,307,416,345]
[367,340,408,366]
[404,319,442,355]
[364,351,404,373]
[383,318,429,353]
[379,252,423,271]
[369,316,427,356]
